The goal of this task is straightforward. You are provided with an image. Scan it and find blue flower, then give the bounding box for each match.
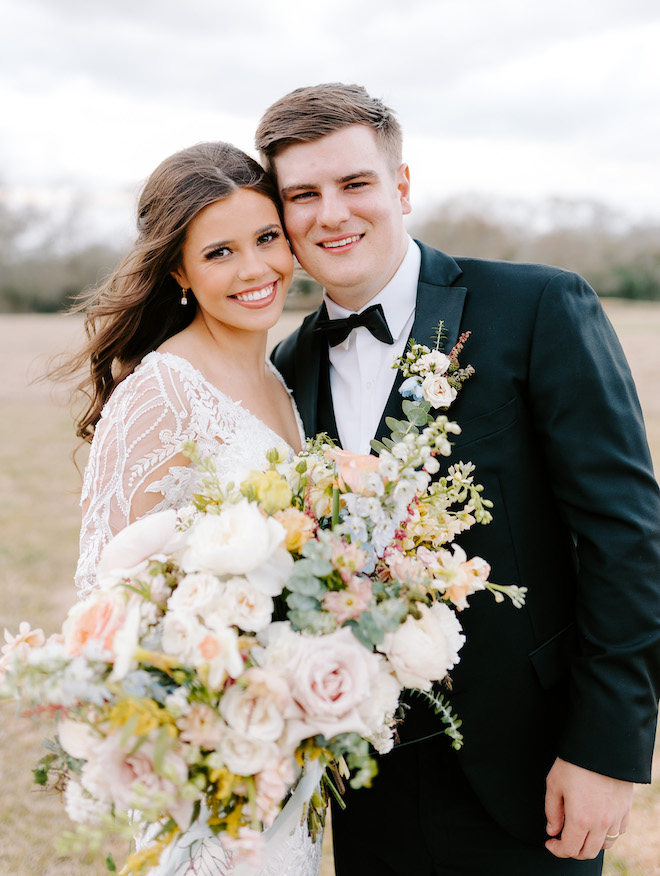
[399,376,424,400]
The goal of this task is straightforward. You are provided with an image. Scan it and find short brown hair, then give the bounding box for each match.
[255,83,403,173]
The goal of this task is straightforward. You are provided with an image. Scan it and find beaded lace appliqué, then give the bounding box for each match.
[75,351,304,597]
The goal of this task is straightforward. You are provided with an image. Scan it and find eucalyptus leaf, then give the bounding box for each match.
[286,592,321,611]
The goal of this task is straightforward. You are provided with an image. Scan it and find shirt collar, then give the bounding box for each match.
[323,236,420,348]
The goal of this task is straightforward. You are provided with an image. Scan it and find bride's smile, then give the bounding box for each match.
[171,188,293,334]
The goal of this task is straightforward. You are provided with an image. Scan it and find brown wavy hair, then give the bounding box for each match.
[55,141,280,443]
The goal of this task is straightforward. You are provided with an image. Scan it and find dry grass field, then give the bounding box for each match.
[0,301,659,875]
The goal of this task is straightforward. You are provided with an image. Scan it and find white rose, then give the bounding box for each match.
[220,668,289,742]
[168,572,222,614]
[97,509,179,584]
[420,373,457,409]
[357,659,403,752]
[218,728,279,776]
[161,611,206,663]
[417,350,450,376]
[380,602,465,690]
[209,577,274,633]
[181,501,292,596]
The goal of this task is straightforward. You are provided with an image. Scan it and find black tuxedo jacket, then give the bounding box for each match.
[272,241,660,843]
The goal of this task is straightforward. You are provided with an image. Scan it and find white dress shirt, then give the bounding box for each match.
[324,237,421,454]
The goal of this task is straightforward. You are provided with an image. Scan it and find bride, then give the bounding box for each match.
[62,141,323,875]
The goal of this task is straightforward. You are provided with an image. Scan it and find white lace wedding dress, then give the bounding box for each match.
[75,350,323,876]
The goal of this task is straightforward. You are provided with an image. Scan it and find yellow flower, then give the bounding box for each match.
[210,765,235,801]
[223,803,245,838]
[273,507,316,553]
[241,470,293,514]
[108,696,175,736]
[134,646,181,675]
[118,827,177,875]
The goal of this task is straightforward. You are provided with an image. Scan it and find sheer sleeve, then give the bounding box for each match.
[75,353,303,598]
[76,356,223,596]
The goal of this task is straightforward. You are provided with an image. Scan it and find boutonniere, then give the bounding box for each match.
[395,321,474,409]
[372,323,474,452]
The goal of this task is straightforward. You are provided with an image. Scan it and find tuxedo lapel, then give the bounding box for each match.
[293,305,326,437]
[373,243,468,446]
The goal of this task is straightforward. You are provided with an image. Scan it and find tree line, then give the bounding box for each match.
[1,193,659,313]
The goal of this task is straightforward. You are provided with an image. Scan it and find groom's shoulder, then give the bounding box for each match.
[270,309,319,381]
[417,239,581,291]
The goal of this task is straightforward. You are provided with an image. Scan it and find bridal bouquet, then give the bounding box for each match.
[1,335,525,874]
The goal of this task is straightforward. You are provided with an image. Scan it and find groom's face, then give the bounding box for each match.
[273,125,411,311]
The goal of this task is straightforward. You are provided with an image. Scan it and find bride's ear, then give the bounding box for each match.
[170,266,188,287]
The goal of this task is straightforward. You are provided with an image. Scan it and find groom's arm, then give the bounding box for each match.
[526,271,660,857]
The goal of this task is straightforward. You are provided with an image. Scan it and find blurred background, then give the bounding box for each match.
[1,1,659,873]
[1,0,659,311]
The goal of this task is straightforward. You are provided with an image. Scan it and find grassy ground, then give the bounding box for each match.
[0,303,659,875]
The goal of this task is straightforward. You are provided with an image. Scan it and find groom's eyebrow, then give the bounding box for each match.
[280,170,379,199]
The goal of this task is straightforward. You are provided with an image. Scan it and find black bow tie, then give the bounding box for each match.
[314,303,394,347]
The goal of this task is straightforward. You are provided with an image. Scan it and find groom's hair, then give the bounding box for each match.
[255,83,403,175]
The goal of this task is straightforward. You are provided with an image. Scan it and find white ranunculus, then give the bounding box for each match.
[181,501,291,596]
[380,602,465,691]
[96,509,179,584]
[217,728,279,777]
[420,373,457,409]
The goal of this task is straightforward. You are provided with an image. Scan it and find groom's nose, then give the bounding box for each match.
[317,190,351,228]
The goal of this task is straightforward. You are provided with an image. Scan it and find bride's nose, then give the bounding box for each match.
[237,246,267,281]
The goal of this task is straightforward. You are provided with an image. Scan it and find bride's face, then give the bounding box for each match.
[172,189,293,334]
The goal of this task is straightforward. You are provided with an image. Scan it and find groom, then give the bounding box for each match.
[255,83,660,874]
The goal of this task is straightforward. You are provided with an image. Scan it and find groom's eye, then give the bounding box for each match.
[290,191,317,202]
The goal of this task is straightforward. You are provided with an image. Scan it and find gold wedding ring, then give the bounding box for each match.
[605,832,620,841]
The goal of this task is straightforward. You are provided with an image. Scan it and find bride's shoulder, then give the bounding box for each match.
[99,352,202,420]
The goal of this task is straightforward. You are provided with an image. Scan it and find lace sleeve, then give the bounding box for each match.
[75,353,302,598]
[75,358,218,597]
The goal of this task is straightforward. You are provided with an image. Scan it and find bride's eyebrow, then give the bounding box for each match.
[200,224,282,255]
[201,239,233,254]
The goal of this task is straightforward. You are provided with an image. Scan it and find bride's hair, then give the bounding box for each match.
[54,141,281,444]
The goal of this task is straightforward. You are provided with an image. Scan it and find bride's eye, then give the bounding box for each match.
[257,229,281,246]
[205,246,232,260]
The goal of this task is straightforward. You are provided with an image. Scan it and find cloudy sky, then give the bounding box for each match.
[1,0,659,245]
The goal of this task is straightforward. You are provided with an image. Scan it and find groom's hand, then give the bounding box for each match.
[544,757,633,859]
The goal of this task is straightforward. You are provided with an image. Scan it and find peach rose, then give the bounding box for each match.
[273,508,316,553]
[326,448,382,494]
[62,590,127,658]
